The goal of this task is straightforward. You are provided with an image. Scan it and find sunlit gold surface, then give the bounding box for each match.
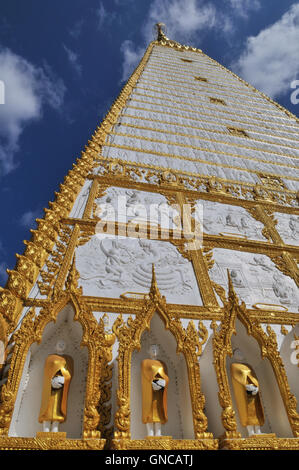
[39,354,73,423]
[231,363,264,427]
[141,359,169,424]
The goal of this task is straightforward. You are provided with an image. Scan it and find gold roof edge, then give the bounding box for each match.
[154,23,298,124]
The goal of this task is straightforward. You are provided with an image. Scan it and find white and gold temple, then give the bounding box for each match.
[0,23,299,450]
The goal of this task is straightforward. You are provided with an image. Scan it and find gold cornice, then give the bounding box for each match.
[62,217,299,253]
[117,120,299,157]
[91,157,298,207]
[127,103,299,140]
[0,437,106,450]
[122,112,299,146]
[23,296,299,324]
[103,142,299,183]
[154,29,202,54]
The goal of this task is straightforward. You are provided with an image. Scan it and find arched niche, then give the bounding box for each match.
[9,304,88,438]
[227,319,292,438]
[200,332,223,437]
[130,313,193,439]
[280,325,299,408]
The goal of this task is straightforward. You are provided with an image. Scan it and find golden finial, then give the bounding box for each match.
[149,263,161,298]
[154,23,168,42]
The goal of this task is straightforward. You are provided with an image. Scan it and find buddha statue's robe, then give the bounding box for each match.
[231,363,264,427]
[39,354,73,423]
[141,358,169,424]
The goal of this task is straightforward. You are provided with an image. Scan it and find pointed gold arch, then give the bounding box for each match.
[213,271,299,439]
[112,267,211,440]
[0,261,115,438]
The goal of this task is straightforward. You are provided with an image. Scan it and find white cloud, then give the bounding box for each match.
[120,40,146,83]
[97,2,108,29]
[226,0,261,18]
[97,2,117,29]
[0,48,65,175]
[63,45,82,76]
[234,3,299,98]
[69,19,84,39]
[19,209,42,228]
[120,0,222,82]
[144,0,218,44]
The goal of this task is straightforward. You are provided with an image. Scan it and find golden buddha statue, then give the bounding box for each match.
[39,340,73,433]
[141,344,169,437]
[231,351,264,437]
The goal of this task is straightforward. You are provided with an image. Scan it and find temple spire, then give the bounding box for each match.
[154,22,202,52]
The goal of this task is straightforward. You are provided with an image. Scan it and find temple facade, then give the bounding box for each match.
[0,24,299,450]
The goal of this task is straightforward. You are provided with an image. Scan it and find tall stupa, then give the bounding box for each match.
[0,23,299,450]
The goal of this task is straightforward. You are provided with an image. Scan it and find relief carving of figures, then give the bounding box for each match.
[274,213,299,246]
[209,249,299,311]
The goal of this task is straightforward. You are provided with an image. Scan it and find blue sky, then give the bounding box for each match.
[0,0,299,284]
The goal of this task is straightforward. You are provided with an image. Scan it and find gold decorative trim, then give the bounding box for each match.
[213,271,299,438]
[92,156,298,207]
[112,269,212,440]
[0,436,106,450]
[111,437,218,450]
[0,259,115,438]
[219,436,299,450]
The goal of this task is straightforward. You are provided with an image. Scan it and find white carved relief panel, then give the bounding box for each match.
[76,234,202,305]
[93,186,181,231]
[274,212,299,246]
[194,200,267,242]
[209,248,299,312]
